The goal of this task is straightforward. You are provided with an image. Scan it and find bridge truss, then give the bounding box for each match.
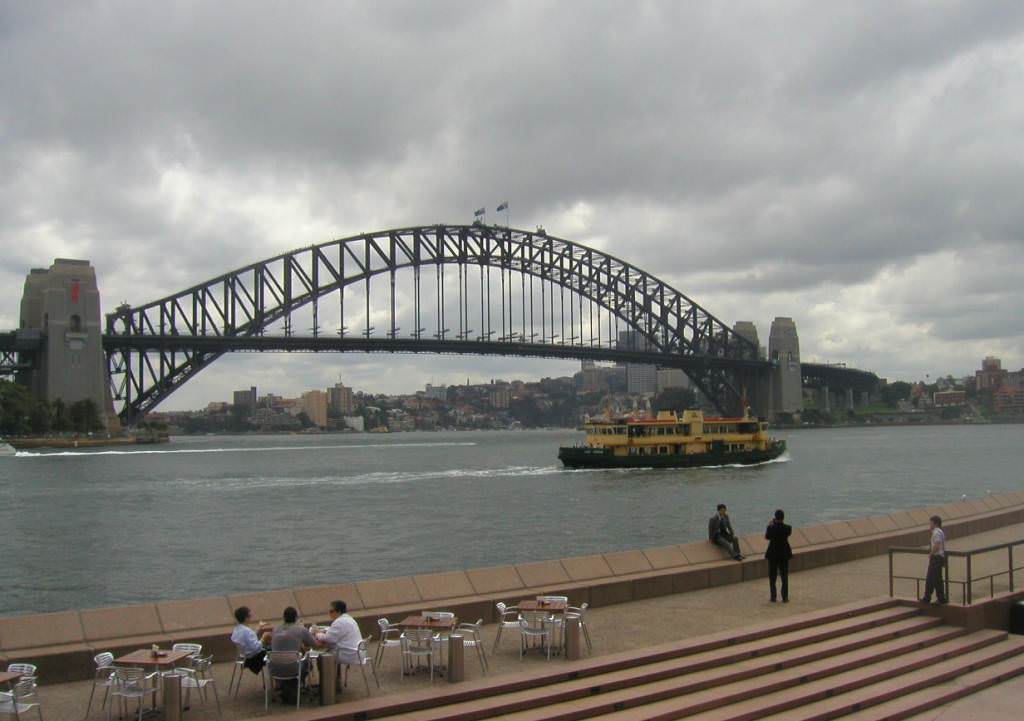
[105,224,764,424]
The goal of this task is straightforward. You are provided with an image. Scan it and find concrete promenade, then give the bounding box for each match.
[27,519,1024,721]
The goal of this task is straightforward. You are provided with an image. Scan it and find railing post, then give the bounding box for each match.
[888,549,894,598]
[1010,545,1015,593]
[966,555,973,605]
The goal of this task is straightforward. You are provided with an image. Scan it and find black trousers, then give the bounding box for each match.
[768,558,789,601]
[923,555,947,602]
[713,533,741,558]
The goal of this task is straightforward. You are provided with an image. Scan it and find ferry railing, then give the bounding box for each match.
[888,540,1024,605]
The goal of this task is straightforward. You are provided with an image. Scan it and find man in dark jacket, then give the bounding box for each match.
[765,508,793,602]
[708,503,744,560]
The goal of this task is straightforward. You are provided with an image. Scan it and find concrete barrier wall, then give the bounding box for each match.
[4,491,1024,681]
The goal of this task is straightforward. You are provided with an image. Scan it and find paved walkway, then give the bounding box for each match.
[37,521,1024,720]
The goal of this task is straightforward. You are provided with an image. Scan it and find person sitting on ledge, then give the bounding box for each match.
[230,606,269,675]
[708,503,745,561]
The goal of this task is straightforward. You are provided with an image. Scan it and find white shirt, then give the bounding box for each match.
[324,613,362,660]
[231,623,264,658]
[931,527,946,557]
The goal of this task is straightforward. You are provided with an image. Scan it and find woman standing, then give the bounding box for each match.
[765,509,793,602]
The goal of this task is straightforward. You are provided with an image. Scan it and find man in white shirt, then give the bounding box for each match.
[920,515,948,605]
[322,600,364,691]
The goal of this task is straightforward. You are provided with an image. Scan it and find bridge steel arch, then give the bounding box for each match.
[105,224,763,424]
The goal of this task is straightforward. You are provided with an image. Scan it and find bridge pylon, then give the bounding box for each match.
[19,259,118,432]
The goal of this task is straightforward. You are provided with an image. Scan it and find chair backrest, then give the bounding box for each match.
[112,666,149,690]
[265,651,302,679]
[402,628,434,650]
[377,618,389,632]
[496,602,506,615]
[497,603,519,622]
[94,652,115,669]
[6,663,36,678]
[521,610,551,630]
[172,642,202,657]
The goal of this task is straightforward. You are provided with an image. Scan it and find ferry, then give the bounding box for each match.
[558,408,786,469]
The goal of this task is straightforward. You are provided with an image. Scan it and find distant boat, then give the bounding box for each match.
[0,438,16,457]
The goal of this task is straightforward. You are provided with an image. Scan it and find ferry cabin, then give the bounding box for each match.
[583,409,773,459]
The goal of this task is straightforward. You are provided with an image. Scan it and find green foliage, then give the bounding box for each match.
[68,399,103,433]
[880,381,913,407]
[801,408,834,425]
[652,386,697,413]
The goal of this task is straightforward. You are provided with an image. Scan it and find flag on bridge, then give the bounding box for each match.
[474,207,486,217]
[496,201,509,212]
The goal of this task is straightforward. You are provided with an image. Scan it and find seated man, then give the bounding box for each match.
[230,606,269,674]
[708,503,744,561]
[321,600,363,689]
[269,606,318,703]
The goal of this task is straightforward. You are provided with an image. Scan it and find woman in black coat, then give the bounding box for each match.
[765,508,793,602]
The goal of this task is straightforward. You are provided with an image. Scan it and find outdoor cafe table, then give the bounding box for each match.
[518,599,567,612]
[0,670,21,693]
[113,649,194,714]
[397,616,458,676]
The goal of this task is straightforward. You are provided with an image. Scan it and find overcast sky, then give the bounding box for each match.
[3,1,1024,409]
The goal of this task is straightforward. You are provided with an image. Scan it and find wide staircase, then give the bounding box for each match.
[320,598,1024,721]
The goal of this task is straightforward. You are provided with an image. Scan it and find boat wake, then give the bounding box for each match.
[13,441,478,458]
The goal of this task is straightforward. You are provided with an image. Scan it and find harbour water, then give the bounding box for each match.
[1,424,1021,616]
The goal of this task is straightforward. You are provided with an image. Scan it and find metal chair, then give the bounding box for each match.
[107,667,158,721]
[456,618,489,673]
[493,602,521,652]
[263,651,305,711]
[400,628,435,682]
[337,637,379,693]
[519,611,555,660]
[565,603,593,652]
[170,643,202,660]
[228,645,266,698]
[375,618,403,668]
[175,654,221,716]
[84,652,116,718]
[0,664,42,721]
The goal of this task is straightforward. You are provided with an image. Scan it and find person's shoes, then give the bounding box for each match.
[783,598,789,603]
[919,597,932,605]
[770,597,777,603]
[936,598,948,605]
[733,554,745,561]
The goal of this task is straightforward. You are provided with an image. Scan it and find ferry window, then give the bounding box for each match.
[659,446,668,454]
[629,447,638,455]
[682,424,690,435]
[760,423,768,431]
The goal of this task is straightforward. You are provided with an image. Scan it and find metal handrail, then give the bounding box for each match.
[888,540,1024,605]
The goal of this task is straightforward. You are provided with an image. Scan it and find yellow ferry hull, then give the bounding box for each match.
[558,440,786,469]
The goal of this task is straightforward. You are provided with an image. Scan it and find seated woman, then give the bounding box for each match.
[269,606,318,703]
[230,606,270,674]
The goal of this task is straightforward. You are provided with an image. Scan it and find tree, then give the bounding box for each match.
[880,381,913,407]
[51,398,70,432]
[68,399,103,433]
[652,386,698,413]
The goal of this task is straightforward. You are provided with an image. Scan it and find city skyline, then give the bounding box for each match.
[3,3,1024,409]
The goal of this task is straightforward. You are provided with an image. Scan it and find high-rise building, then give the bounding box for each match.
[618,330,658,395]
[328,382,355,415]
[232,386,257,412]
[975,357,1007,391]
[301,390,328,428]
[656,368,689,393]
[424,383,448,401]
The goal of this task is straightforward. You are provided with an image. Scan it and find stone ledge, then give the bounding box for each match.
[2,495,1021,682]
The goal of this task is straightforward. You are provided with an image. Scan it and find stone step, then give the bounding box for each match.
[627,630,1012,721]
[770,637,1024,721]
[478,625,989,721]
[382,614,946,721]
[322,598,908,721]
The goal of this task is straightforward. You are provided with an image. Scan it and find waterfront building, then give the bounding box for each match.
[206,401,229,413]
[656,368,690,393]
[328,382,356,415]
[342,415,365,431]
[300,389,328,428]
[617,330,658,394]
[933,390,967,407]
[232,385,257,413]
[975,356,1007,391]
[993,386,1024,415]
[424,383,448,401]
[489,386,512,409]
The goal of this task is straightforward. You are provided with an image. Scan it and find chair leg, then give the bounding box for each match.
[211,682,222,717]
[85,679,97,719]
[371,659,380,688]
[582,622,593,652]
[361,664,370,694]
[493,625,503,653]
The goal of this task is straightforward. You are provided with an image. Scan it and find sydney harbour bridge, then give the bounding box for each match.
[0,223,877,426]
